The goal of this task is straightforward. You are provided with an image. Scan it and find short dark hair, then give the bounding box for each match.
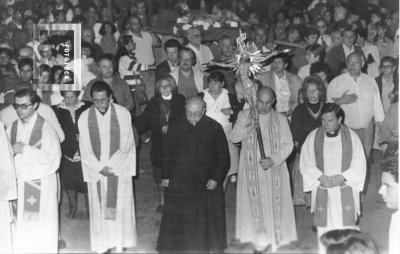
[98,53,115,66]
[39,64,51,75]
[99,21,117,36]
[81,41,95,59]
[310,61,333,82]
[163,39,182,52]
[90,80,113,97]
[18,58,33,70]
[15,88,41,108]
[207,71,225,84]
[60,90,80,98]
[321,103,344,121]
[355,28,368,40]
[306,44,325,62]
[304,27,320,38]
[271,52,289,65]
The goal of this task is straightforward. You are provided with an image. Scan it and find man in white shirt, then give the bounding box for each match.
[327,52,385,160]
[126,15,161,100]
[186,27,214,72]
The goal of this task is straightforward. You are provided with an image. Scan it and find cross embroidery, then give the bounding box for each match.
[27,196,37,206]
[317,206,324,212]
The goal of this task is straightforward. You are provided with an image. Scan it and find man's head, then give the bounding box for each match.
[127,16,141,34]
[302,75,326,104]
[13,88,40,123]
[164,39,181,64]
[82,27,95,43]
[346,52,363,77]
[218,36,234,58]
[310,61,332,84]
[286,25,300,43]
[90,81,113,113]
[331,30,343,47]
[61,91,80,107]
[18,46,34,59]
[18,58,33,82]
[187,27,202,47]
[379,167,398,210]
[321,103,344,133]
[315,18,328,36]
[355,28,368,45]
[342,29,356,48]
[271,53,288,74]
[379,56,396,77]
[179,47,195,71]
[39,64,51,84]
[304,28,320,46]
[207,71,225,94]
[253,25,267,47]
[98,54,115,78]
[306,44,325,64]
[257,86,275,115]
[0,47,13,65]
[334,5,347,22]
[81,41,95,65]
[185,96,205,125]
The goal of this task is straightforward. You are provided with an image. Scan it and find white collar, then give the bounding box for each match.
[162,94,172,100]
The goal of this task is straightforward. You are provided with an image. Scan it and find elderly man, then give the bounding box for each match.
[0,121,17,253]
[157,96,230,253]
[231,87,297,252]
[170,47,205,99]
[78,81,137,253]
[327,52,385,160]
[300,103,366,251]
[325,29,364,76]
[257,53,302,116]
[7,89,61,253]
[185,27,214,72]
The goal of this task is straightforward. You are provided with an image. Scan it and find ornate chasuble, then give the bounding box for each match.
[10,115,44,221]
[313,125,356,227]
[243,111,284,245]
[88,104,120,220]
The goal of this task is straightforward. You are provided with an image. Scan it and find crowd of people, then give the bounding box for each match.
[0,0,399,253]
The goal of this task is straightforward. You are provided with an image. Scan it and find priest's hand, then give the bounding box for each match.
[99,166,115,176]
[329,174,346,187]
[206,179,217,190]
[161,179,169,188]
[12,142,25,155]
[319,175,331,188]
[260,158,274,170]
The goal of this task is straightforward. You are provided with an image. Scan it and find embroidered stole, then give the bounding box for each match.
[10,115,45,221]
[88,103,120,220]
[244,110,284,245]
[313,125,356,227]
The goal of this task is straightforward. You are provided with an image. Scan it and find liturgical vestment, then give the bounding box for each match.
[231,109,297,251]
[7,112,61,253]
[157,116,230,253]
[300,126,366,248]
[0,122,17,253]
[78,103,137,253]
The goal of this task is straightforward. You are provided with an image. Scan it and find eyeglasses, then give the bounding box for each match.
[13,103,32,110]
[186,111,203,118]
[381,65,394,69]
[92,98,109,105]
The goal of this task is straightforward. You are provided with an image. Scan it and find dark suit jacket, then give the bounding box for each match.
[155,60,171,80]
[325,44,364,77]
[375,75,399,97]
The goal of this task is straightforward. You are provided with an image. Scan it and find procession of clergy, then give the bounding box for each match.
[0,52,396,254]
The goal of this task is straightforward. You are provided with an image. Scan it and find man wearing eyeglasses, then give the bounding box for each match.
[6,88,61,253]
[78,81,137,253]
[157,96,230,253]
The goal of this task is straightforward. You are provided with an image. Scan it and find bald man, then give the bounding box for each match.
[157,96,230,253]
[231,87,297,252]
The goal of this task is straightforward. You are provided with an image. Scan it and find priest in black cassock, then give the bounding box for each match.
[157,96,230,253]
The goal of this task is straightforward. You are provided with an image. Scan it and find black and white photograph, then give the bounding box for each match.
[0,0,398,253]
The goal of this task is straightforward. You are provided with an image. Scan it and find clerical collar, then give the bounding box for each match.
[326,127,340,137]
[162,94,172,100]
[98,106,109,116]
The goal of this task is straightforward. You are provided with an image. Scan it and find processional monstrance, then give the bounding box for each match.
[204,30,290,160]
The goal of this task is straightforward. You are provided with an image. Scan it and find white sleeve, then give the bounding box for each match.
[299,130,323,192]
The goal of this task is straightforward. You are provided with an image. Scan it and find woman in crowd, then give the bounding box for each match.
[99,21,118,55]
[290,75,326,207]
[53,86,91,219]
[199,71,243,189]
[134,74,185,212]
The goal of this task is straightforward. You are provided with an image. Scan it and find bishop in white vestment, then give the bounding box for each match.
[78,81,137,253]
[0,122,17,253]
